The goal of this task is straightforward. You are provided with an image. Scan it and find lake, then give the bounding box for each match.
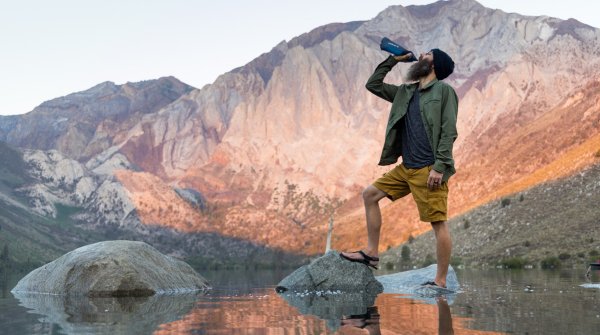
[1,267,599,334]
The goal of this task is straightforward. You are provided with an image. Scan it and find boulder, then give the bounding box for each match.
[276,250,383,295]
[276,250,382,331]
[11,240,210,296]
[376,264,459,299]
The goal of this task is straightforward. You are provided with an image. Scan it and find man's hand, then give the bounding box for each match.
[427,169,443,190]
[393,53,413,62]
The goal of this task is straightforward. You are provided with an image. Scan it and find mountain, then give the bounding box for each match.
[381,161,600,267]
[0,77,194,161]
[1,0,599,263]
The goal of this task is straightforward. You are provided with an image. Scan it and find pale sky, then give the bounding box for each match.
[1,0,598,116]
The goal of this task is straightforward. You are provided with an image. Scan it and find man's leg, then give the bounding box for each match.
[431,220,452,287]
[341,185,387,261]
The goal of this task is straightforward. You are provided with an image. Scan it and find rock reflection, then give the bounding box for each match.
[12,292,201,334]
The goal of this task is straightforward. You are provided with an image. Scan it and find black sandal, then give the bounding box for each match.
[339,250,379,269]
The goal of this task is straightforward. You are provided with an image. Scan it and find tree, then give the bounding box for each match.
[401,245,411,261]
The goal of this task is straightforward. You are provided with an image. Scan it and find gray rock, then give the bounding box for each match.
[275,250,383,331]
[376,264,459,301]
[276,250,383,295]
[11,240,210,296]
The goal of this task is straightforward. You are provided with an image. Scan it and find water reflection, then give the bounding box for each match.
[12,292,201,335]
[4,269,599,334]
[337,297,456,335]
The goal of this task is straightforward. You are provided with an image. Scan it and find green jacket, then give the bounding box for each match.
[366,56,459,182]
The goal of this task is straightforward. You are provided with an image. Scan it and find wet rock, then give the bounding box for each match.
[275,250,383,295]
[12,240,210,296]
[376,264,459,296]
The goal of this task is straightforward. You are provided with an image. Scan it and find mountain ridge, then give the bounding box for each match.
[1,0,599,261]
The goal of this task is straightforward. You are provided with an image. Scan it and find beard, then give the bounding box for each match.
[406,58,433,82]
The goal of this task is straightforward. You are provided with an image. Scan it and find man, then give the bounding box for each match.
[341,49,458,288]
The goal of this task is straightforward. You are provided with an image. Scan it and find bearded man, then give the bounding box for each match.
[341,49,458,288]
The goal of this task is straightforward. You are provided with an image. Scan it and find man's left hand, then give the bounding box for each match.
[427,169,443,190]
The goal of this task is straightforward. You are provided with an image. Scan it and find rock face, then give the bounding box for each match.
[11,240,210,296]
[276,250,383,294]
[2,0,600,259]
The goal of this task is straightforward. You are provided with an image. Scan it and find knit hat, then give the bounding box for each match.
[431,49,455,80]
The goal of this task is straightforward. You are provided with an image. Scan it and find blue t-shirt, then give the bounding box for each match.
[400,88,435,168]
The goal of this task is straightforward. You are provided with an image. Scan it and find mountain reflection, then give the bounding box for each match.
[154,290,503,335]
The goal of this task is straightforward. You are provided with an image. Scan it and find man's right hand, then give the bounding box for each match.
[393,53,414,62]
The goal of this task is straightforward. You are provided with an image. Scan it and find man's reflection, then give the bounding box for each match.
[340,306,380,335]
[338,297,454,335]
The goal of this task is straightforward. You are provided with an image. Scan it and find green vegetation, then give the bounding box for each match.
[590,250,599,257]
[401,245,411,261]
[558,253,571,261]
[450,256,463,267]
[463,219,470,229]
[422,254,435,267]
[540,256,561,269]
[501,197,511,208]
[500,257,528,269]
[185,253,307,271]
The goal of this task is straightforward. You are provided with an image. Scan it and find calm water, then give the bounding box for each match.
[1,268,599,334]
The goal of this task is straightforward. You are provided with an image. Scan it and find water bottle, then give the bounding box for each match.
[380,37,417,62]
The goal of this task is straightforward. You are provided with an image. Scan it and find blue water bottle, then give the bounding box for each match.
[380,37,417,62]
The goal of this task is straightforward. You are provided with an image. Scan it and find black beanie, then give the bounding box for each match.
[431,49,455,80]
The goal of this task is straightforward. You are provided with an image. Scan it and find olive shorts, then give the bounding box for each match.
[372,164,448,222]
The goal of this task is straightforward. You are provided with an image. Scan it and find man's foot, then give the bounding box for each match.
[340,250,379,269]
[421,280,447,289]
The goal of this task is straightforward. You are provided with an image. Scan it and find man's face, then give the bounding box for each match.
[419,51,434,63]
[406,52,434,82]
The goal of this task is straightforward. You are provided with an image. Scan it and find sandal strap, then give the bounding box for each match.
[358,250,379,262]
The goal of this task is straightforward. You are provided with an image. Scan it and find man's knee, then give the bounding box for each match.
[362,185,385,204]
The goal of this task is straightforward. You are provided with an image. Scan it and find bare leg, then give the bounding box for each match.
[341,185,387,261]
[431,220,452,288]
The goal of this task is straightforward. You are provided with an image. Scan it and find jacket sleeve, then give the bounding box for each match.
[432,85,459,174]
[365,56,400,102]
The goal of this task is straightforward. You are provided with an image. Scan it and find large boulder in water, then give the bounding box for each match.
[11,240,210,296]
[276,250,383,294]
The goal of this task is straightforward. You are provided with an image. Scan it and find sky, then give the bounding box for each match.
[1,0,599,116]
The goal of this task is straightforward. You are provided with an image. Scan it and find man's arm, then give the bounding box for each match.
[432,85,459,175]
[365,54,410,102]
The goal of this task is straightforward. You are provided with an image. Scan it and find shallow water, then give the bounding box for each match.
[1,268,599,334]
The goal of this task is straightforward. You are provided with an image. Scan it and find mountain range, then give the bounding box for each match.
[1,0,599,266]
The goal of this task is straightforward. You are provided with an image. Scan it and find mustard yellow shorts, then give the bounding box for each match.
[372,164,448,222]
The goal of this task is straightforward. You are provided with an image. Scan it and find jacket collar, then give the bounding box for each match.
[407,78,439,92]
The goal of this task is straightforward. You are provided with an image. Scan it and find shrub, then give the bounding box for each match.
[501,198,511,208]
[385,262,394,270]
[595,149,600,158]
[450,256,463,267]
[401,245,411,261]
[590,250,599,257]
[577,252,586,258]
[422,254,435,267]
[558,253,571,261]
[523,240,531,247]
[408,235,415,244]
[463,219,470,230]
[519,194,525,202]
[501,257,527,269]
[540,257,561,269]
